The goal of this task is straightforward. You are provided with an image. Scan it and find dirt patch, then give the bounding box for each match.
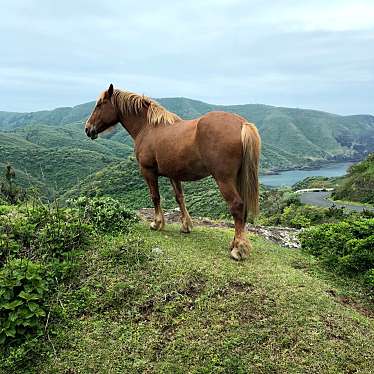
[212,281,254,298]
[326,289,373,318]
[323,316,346,341]
[209,281,275,323]
[138,208,301,248]
[137,277,206,322]
[291,259,310,270]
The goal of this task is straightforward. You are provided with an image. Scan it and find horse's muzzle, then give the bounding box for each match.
[85,126,98,140]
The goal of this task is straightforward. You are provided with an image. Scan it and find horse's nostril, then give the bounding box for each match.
[85,127,89,135]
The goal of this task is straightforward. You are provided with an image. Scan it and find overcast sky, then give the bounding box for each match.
[1,0,373,114]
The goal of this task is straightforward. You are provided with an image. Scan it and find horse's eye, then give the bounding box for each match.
[96,102,101,108]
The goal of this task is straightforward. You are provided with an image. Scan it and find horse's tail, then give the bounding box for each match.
[237,122,261,222]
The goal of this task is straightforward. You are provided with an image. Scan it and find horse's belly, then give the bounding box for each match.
[157,148,209,181]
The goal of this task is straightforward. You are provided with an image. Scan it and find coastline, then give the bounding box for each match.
[260,159,356,176]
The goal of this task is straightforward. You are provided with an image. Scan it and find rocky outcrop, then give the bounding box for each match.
[138,208,301,249]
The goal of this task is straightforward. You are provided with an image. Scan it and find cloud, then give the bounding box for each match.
[0,0,373,114]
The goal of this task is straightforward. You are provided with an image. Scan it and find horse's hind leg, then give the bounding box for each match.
[170,179,193,233]
[141,167,165,231]
[215,179,252,260]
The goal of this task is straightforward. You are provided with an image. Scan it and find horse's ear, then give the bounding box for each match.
[108,83,114,98]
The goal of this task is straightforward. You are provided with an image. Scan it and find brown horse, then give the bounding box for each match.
[85,84,261,260]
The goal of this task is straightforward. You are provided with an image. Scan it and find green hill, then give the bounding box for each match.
[1,98,373,167]
[36,223,374,373]
[62,157,231,219]
[0,102,95,130]
[2,208,373,372]
[1,97,374,198]
[332,153,374,204]
[0,123,133,197]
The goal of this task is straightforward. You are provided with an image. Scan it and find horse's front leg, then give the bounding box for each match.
[170,179,193,233]
[141,167,165,231]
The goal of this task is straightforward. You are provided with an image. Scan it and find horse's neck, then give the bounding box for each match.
[118,112,148,140]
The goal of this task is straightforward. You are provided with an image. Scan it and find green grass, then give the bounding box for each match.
[328,197,374,208]
[31,223,374,374]
[332,154,374,205]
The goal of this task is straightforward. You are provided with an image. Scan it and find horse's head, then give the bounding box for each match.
[85,84,119,139]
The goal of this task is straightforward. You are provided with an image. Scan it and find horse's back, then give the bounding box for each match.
[139,111,254,181]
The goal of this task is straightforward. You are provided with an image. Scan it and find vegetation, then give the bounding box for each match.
[0,259,48,345]
[301,218,374,287]
[257,188,370,228]
[0,165,24,204]
[0,195,139,370]
[63,157,231,220]
[292,176,338,190]
[0,124,132,198]
[71,196,138,233]
[332,153,374,205]
[1,97,374,193]
[0,195,373,372]
[1,98,374,372]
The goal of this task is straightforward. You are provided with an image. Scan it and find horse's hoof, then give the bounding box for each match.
[230,240,252,261]
[180,223,192,234]
[239,240,252,259]
[230,247,242,261]
[150,221,164,231]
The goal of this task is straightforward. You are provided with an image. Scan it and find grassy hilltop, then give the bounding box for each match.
[0,196,373,373]
[36,224,374,373]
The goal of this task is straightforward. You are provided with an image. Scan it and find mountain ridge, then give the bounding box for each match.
[1,97,374,198]
[1,97,374,130]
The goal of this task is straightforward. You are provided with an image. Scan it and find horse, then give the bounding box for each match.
[85,84,261,260]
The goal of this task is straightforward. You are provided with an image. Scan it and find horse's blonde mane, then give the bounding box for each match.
[112,89,181,126]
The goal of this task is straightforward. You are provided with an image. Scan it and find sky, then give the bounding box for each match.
[0,0,373,114]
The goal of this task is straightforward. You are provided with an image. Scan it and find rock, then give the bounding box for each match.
[138,208,301,249]
[152,247,163,255]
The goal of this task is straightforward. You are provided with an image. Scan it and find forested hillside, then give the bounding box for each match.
[1,97,374,198]
[332,154,374,204]
[62,157,231,218]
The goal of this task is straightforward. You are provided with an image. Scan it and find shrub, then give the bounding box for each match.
[36,210,91,259]
[0,203,92,264]
[0,165,25,204]
[332,153,374,204]
[300,218,374,279]
[365,269,374,288]
[280,204,338,228]
[0,259,49,345]
[71,196,138,233]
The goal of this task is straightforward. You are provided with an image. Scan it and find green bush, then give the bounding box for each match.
[0,259,49,345]
[0,203,92,263]
[332,153,374,205]
[365,269,374,288]
[280,204,329,228]
[72,196,138,233]
[36,210,91,260]
[0,202,92,368]
[0,214,33,263]
[300,218,374,280]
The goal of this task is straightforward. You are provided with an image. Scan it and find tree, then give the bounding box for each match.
[0,164,22,204]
